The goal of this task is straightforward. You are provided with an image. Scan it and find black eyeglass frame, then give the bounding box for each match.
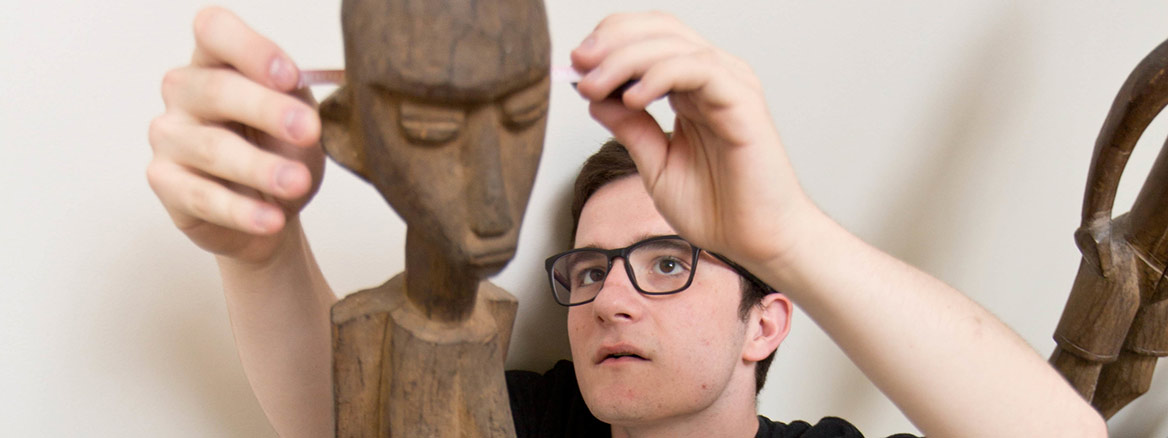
[544,235,778,307]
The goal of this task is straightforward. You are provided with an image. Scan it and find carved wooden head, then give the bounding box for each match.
[321,0,550,275]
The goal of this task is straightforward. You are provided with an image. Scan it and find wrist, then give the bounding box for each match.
[216,216,309,281]
[741,200,840,294]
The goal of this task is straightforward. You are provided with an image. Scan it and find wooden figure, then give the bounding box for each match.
[317,0,551,435]
[1051,37,1168,419]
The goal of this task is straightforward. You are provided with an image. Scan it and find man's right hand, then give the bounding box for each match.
[147,7,324,265]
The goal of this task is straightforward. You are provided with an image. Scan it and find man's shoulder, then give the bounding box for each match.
[505,359,581,406]
[756,416,920,438]
[506,363,919,438]
[507,360,610,438]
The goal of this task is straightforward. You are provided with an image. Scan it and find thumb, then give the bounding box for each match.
[588,99,669,185]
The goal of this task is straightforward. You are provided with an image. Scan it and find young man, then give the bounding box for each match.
[147,7,1107,438]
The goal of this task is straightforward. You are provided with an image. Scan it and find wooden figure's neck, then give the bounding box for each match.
[404,228,479,323]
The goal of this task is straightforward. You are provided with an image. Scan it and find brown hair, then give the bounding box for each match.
[569,139,778,395]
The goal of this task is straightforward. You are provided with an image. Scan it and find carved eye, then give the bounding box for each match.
[501,77,550,129]
[399,100,465,144]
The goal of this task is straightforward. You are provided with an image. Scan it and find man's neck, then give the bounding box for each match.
[607,391,759,438]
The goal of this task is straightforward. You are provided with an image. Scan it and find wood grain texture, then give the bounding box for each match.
[333,275,519,437]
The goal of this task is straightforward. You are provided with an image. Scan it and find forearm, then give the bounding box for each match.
[217,217,337,438]
[756,208,1106,437]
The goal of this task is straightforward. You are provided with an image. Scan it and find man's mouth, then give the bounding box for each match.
[595,345,649,364]
[601,353,646,363]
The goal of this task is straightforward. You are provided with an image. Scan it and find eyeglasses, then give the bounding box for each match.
[544,235,775,306]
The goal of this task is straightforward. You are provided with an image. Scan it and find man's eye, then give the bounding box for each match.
[652,257,686,275]
[576,268,607,286]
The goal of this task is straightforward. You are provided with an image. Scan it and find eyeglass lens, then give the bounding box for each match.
[551,238,696,305]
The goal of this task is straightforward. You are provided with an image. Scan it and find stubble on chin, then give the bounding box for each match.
[577,370,660,426]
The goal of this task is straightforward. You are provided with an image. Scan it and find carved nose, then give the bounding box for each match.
[466,118,513,238]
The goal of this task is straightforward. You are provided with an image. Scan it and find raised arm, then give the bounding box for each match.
[571,11,1106,437]
[146,7,335,437]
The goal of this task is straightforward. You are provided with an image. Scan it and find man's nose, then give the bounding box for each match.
[591,258,643,323]
[464,113,513,238]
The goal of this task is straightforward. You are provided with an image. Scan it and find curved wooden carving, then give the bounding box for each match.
[1051,37,1168,419]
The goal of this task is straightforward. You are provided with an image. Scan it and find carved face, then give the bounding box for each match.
[330,0,551,275]
[353,79,548,274]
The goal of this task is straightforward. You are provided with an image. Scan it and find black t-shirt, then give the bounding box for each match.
[506,360,919,438]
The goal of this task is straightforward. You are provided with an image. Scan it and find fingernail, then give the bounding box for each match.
[275,164,302,195]
[253,207,281,232]
[579,35,596,50]
[582,65,603,83]
[269,56,297,89]
[284,108,307,141]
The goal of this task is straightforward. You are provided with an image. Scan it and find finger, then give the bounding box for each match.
[588,100,669,186]
[575,35,702,103]
[161,67,320,146]
[190,6,299,91]
[147,159,286,235]
[153,118,312,200]
[623,50,742,110]
[572,11,705,70]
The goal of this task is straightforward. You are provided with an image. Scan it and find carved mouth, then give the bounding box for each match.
[467,246,516,268]
[462,230,517,269]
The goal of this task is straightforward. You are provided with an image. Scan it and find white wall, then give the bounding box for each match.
[3,0,1167,436]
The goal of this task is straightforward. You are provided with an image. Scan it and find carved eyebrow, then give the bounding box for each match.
[399,101,465,144]
[400,101,464,119]
[500,78,550,126]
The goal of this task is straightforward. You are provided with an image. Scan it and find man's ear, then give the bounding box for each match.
[742,293,793,362]
[319,85,369,179]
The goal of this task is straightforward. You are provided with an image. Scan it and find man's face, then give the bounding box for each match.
[352,77,548,274]
[568,176,756,425]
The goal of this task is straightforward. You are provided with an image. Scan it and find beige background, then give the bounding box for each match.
[3,0,1168,436]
